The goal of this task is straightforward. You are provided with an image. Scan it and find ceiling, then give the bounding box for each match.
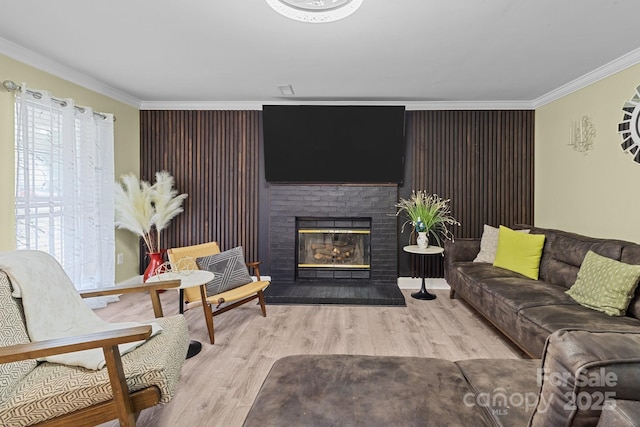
[1,0,640,109]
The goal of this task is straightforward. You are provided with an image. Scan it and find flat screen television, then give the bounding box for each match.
[262,105,406,184]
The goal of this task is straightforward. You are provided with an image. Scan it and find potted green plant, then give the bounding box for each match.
[114,171,188,280]
[395,190,460,248]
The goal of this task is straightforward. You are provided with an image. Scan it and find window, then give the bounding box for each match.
[14,86,116,298]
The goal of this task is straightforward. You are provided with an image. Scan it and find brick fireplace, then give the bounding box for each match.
[265,184,404,305]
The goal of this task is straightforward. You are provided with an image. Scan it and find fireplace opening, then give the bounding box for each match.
[296,217,371,280]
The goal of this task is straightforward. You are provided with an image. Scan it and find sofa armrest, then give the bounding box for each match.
[444,238,481,264]
[444,238,480,287]
[530,329,640,427]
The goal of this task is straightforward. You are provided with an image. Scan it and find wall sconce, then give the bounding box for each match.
[568,115,596,154]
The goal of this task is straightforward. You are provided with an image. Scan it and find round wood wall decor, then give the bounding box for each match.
[618,84,640,163]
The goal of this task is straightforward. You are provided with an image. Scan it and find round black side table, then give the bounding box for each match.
[403,245,445,300]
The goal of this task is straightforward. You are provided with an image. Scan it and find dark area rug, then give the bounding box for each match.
[264,281,406,306]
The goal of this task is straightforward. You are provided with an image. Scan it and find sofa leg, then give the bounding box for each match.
[449,289,456,299]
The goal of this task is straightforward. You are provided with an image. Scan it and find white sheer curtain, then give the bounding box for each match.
[14,84,117,308]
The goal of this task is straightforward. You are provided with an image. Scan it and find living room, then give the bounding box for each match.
[2,2,640,426]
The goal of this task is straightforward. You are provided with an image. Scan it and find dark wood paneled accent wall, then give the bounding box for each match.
[403,110,535,277]
[140,109,533,279]
[140,110,261,265]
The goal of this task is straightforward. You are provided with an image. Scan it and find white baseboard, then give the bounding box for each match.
[397,277,450,290]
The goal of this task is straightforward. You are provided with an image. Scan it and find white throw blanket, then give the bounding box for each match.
[0,250,161,370]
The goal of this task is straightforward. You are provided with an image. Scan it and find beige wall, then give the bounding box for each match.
[535,62,640,243]
[0,53,140,282]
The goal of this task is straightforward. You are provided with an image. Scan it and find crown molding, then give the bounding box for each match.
[3,35,640,112]
[140,99,535,111]
[0,36,141,108]
[533,47,640,109]
[403,100,534,110]
[140,101,265,110]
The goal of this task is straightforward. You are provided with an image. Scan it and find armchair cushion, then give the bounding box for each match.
[0,315,189,426]
[197,246,253,295]
[0,272,36,404]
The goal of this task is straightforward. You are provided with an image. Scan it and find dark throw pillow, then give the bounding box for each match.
[196,246,252,296]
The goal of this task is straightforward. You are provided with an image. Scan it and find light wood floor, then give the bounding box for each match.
[96,289,526,427]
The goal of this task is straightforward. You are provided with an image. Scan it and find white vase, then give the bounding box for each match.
[416,232,428,249]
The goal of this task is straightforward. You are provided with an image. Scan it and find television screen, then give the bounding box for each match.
[262,105,406,183]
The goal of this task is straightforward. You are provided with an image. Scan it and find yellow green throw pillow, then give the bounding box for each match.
[566,250,640,316]
[493,225,546,280]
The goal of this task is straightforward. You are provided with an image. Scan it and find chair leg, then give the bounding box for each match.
[103,345,136,427]
[257,290,267,317]
[200,285,215,344]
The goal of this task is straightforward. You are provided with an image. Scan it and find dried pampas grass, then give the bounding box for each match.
[115,171,187,253]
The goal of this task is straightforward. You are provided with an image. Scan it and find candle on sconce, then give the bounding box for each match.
[570,121,573,145]
[568,114,595,154]
[579,117,583,141]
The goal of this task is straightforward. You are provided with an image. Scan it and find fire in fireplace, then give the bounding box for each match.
[296,217,371,280]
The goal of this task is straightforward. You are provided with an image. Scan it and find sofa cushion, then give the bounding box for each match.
[456,358,540,427]
[518,305,640,337]
[454,262,533,283]
[620,244,640,320]
[493,226,545,280]
[543,233,625,289]
[0,315,189,426]
[447,263,528,316]
[0,271,36,405]
[525,227,555,282]
[482,278,577,313]
[530,329,640,427]
[566,251,640,316]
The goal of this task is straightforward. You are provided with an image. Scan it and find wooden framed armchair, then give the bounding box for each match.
[167,242,270,344]
[0,252,189,427]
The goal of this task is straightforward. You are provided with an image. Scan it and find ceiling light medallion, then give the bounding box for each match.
[265,0,363,23]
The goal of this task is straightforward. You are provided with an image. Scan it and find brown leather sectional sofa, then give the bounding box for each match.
[445,225,640,358]
[245,226,640,426]
[245,330,640,426]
